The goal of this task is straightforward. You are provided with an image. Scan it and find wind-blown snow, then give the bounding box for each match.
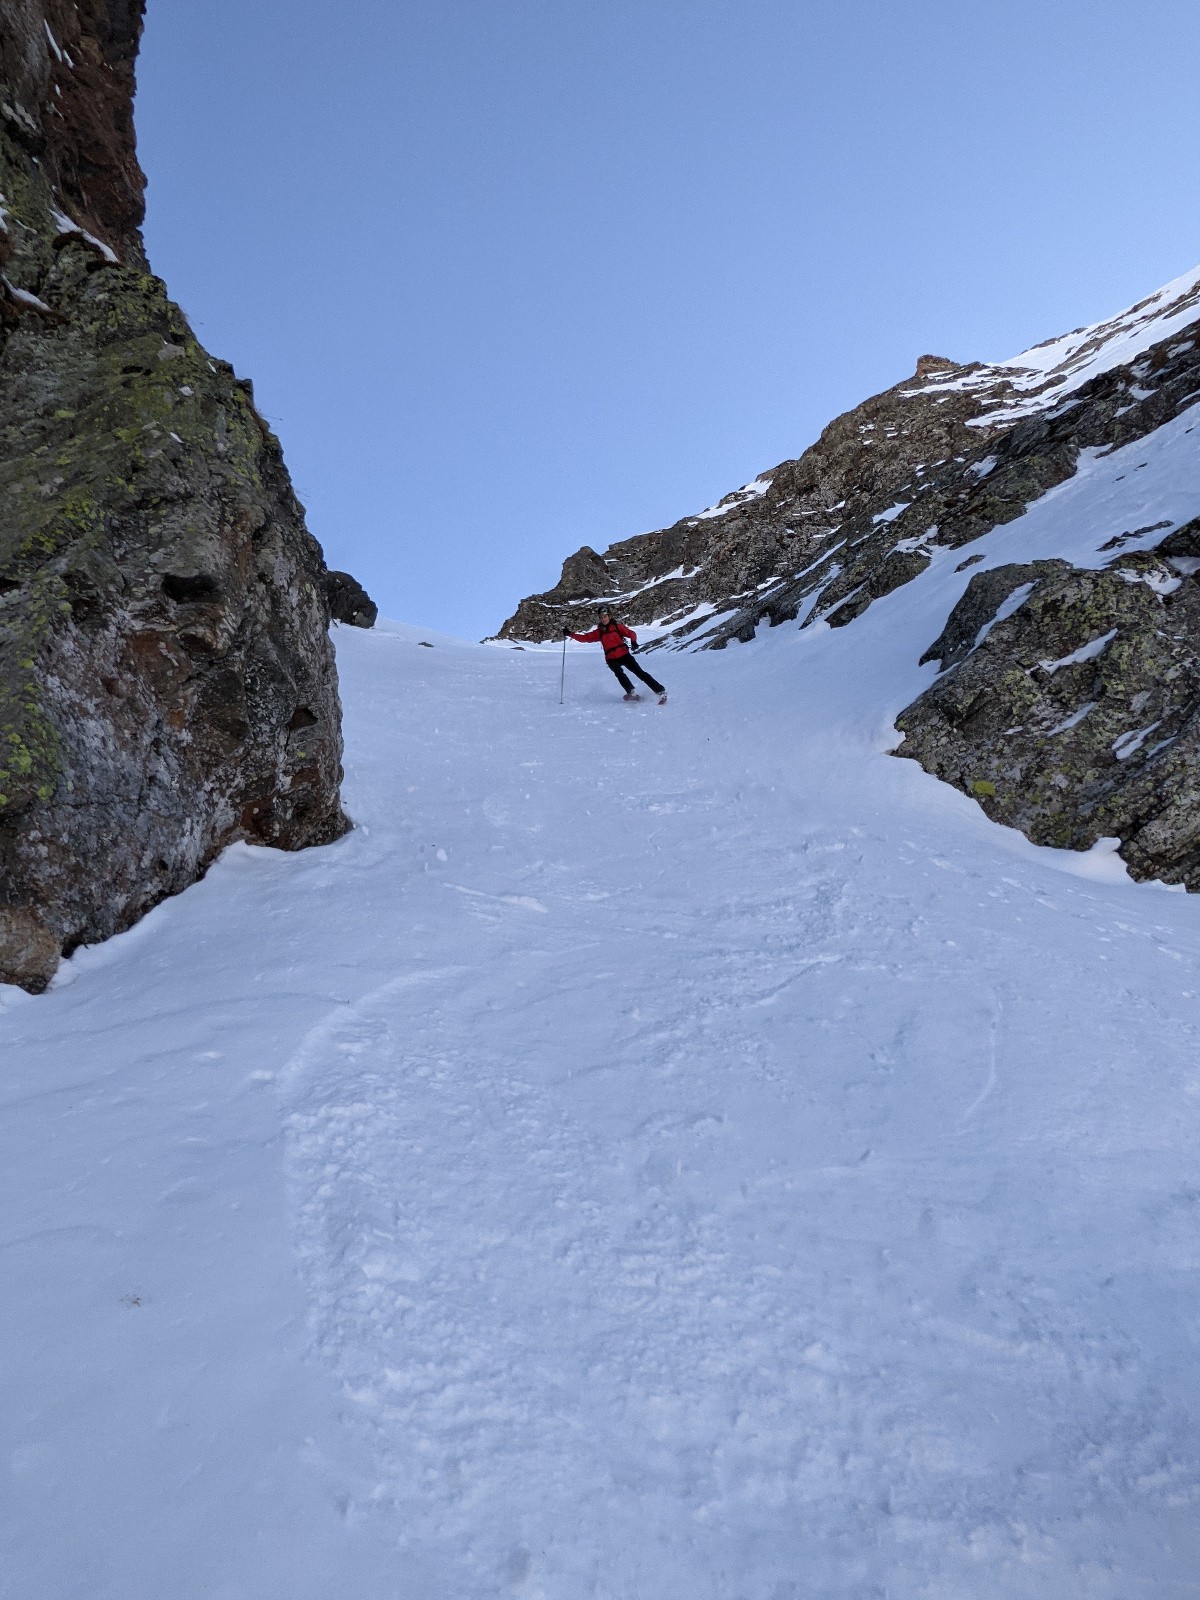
[971,580,1036,652]
[608,563,697,603]
[1,275,52,312]
[997,264,1200,387]
[50,207,118,263]
[1048,699,1098,734]
[914,263,1200,424]
[690,476,773,521]
[5,399,1200,1597]
[1112,722,1162,761]
[1038,628,1118,674]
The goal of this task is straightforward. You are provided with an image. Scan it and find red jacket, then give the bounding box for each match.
[571,620,637,661]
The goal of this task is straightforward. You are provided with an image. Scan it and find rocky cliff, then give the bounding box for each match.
[500,268,1200,889]
[0,1,370,991]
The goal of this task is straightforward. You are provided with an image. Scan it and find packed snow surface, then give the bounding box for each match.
[6,406,1200,1596]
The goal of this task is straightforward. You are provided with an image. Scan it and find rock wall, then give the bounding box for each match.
[0,1,366,990]
[894,526,1200,889]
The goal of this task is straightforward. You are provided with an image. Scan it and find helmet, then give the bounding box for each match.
[597,604,612,618]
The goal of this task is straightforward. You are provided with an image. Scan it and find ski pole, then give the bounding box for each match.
[559,630,567,704]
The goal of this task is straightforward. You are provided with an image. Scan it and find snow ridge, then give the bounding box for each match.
[916,264,1200,423]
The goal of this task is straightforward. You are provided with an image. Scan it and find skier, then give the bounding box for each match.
[565,607,667,703]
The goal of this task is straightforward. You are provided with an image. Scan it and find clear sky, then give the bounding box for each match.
[135,0,1200,638]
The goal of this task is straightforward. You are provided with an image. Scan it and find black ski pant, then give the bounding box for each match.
[607,653,664,696]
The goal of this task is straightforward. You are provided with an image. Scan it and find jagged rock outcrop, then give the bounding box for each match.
[499,266,1200,887]
[0,1,366,990]
[894,528,1200,887]
[325,569,378,628]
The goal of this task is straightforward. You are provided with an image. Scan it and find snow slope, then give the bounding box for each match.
[5,420,1200,1595]
[917,263,1200,425]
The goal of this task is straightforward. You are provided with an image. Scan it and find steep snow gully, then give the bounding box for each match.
[5,552,1200,1597]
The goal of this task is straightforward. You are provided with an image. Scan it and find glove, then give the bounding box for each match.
[562,627,570,638]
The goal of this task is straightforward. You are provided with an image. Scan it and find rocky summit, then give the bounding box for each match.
[0,1,375,991]
[499,268,1200,889]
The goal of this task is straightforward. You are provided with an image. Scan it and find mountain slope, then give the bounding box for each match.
[499,266,1200,887]
[499,267,1200,651]
[3,620,1199,1597]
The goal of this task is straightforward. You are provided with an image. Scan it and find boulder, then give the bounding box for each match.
[325,570,378,628]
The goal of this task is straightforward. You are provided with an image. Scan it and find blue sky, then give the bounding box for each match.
[136,0,1200,637]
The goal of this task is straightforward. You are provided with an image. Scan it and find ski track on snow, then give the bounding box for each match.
[8,389,1200,1596]
[274,608,1200,1599]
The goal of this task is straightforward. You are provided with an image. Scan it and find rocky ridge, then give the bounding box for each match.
[0,0,373,990]
[499,268,1200,888]
[499,272,1200,651]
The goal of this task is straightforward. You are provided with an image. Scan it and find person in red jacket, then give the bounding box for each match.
[566,606,667,703]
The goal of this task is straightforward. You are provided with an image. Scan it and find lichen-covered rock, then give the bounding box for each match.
[894,546,1200,886]
[0,1,356,990]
